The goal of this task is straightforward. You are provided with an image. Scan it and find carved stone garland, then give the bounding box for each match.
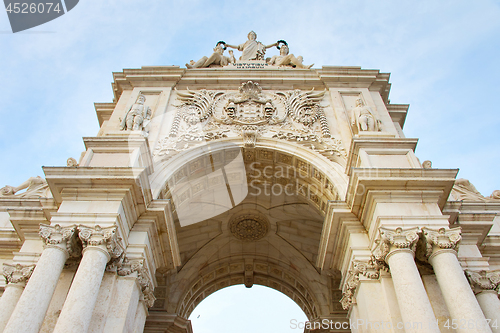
[154,81,345,160]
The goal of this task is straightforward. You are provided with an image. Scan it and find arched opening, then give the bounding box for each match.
[188,284,308,332]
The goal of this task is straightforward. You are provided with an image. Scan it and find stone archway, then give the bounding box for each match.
[146,139,349,329]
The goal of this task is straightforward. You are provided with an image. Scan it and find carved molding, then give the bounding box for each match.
[154,82,345,159]
[39,224,81,258]
[340,258,386,310]
[421,227,461,257]
[466,270,500,294]
[2,263,35,285]
[78,225,124,260]
[373,227,420,262]
[117,257,156,307]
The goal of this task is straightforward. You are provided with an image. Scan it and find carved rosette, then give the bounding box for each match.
[117,257,156,307]
[78,225,124,260]
[39,224,80,257]
[421,227,461,258]
[3,263,35,285]
[373,227,420,262]
[465,270,500,294]
[340,258,386,310]
[229,214,269,241]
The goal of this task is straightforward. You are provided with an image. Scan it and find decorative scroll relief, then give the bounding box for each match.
[116,257,156,307]
[466,270,500,294]
[340,258,387,310]
[39,224,81,258]
[372,227,420,262]
[154,81,345,160]
[78,225,124,260]
[421,227,461,257]
[3,263,35,284]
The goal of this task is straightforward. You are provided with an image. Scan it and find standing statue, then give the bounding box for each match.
[351,98,382,132]
[186,42,236,69]
[120,94,151,131]
[225,31,277,61]
[267,42,313,69]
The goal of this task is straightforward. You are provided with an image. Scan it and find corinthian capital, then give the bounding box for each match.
[39,224,80,257]
[78,225,124,259]
[3,263,35,284]
[340,258,386,310]
[421,227,461,257]
[373,227,420,262]
[465,270,500,294]
[116,257,156,307]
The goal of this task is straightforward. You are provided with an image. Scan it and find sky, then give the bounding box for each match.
[1,0,500,331]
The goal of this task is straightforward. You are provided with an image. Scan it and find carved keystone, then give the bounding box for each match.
[2,263,35,285]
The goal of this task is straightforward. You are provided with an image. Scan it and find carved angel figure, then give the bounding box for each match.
[351,98,382,132]
[186,42,236,69]
[267,44,313,69]
[120,94,151,131]
[225,31,277,61]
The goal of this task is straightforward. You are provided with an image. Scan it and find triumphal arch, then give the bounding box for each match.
[1,32,500,333]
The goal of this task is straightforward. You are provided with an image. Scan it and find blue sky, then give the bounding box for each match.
[1,0,500,330]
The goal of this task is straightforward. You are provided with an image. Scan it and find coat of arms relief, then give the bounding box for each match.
[153,81,345,160]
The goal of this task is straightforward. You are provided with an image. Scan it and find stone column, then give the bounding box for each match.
[423,227,492,333]
[4,224,78,333]
[373,227,440,333]
[0,264,35,331]
[103,258,156,333]
[53,225,123,333]
[466,270,500,333]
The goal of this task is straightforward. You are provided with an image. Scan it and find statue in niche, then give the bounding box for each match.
[351,98,382,132]
[0,176,50,198]
[225,31,277,61]
[120,94,151,131]
[267,41,313,69]
[186,42,236,69]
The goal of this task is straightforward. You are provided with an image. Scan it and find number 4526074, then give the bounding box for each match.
[5,3,62,14]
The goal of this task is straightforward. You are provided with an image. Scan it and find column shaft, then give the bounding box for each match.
[386,250,440,333]
[132,301,148,333]
[4,247,67,333]
[430,251,492,333]
[0,283,25,331]
[476,291,500,333]
[103,277,141,333]
[53,247,109,333]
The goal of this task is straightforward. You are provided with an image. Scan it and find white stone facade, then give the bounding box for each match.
[1,55,500,333]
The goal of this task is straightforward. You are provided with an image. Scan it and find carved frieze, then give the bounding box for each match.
[3,263,35,285]
[154,81,345,159]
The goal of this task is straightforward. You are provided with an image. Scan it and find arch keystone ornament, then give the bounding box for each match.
[2,32,500,333]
